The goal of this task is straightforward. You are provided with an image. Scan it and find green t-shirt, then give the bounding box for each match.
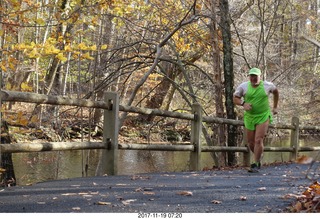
[244,81,271,115]
[243,81,272,130]
[234,80,277,130]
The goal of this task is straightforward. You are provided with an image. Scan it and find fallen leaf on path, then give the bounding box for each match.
[281,193,304,199]
[97,201,111,205]
[211,200,222,204]
[258,187,266,191]
[122,199,137,205]
[296,155,313,164]
[294,201,303,212]
[135,187,143,192]
[176,191,193,196]
[143,191,155,195]
[286,181,320,212]
[240,196,247,201]
[131,175,150,180]
[309,181,320,194]
[61,193,77,196]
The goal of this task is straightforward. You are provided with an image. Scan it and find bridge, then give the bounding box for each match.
[0,90,320,181]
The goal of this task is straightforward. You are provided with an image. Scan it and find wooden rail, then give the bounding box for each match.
[1,90,320,176]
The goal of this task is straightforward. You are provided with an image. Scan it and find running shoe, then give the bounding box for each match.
[248,162,261,173]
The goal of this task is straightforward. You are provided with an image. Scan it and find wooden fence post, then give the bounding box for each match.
[96,92,119,176]
[190,103,202,171]
[290,116,299,161]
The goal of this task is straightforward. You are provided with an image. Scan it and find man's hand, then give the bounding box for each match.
[243,103,252,111]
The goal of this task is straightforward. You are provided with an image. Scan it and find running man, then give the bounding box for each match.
[233,68,279,172]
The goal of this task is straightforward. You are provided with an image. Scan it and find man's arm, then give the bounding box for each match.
[233,95,244,106]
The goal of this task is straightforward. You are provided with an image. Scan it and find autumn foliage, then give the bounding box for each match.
[287,181,320,212]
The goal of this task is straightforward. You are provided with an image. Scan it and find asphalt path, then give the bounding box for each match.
[0,162,317,213]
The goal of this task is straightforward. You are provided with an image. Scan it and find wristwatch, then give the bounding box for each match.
[241,100,245,106]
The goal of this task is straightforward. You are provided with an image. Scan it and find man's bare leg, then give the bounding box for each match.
[253,120,269,163]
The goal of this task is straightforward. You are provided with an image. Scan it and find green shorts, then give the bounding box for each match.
[244,111,272,131]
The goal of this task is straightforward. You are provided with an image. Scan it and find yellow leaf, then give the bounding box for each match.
[21,82,33,91]
[82,52,94,60]
[64,44,72,52]
[78,42,88,50]
[28,48,41,58]
[5,83,12,90]
[90,45,97,51]
[35,18,46,25]
[56,53,68,62]
[0,64,7,72]
[17,111,23,118]
[44,45,60,55]
[30,115,39,123]
[101,44,108,50]
[52,47,60,54]
[9,62,16,70]
[20,117,28,126]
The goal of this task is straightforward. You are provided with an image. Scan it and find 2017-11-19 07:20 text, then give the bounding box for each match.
[137,213,183,218]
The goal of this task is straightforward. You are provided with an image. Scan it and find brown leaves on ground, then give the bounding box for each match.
[286,181,320,212]
[296,155,313,164]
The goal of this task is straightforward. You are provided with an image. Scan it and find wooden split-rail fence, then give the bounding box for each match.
[1,90,320,176]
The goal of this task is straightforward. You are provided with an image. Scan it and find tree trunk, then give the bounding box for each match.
[209,0,224,167]
[138,62,179,122]
[0,121,16,187]
[219,0,237,166]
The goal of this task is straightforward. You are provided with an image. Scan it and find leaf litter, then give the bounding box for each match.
[286,181,320,212]
[285,156,320,212]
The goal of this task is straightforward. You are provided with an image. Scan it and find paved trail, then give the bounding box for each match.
[0,163,317,213]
